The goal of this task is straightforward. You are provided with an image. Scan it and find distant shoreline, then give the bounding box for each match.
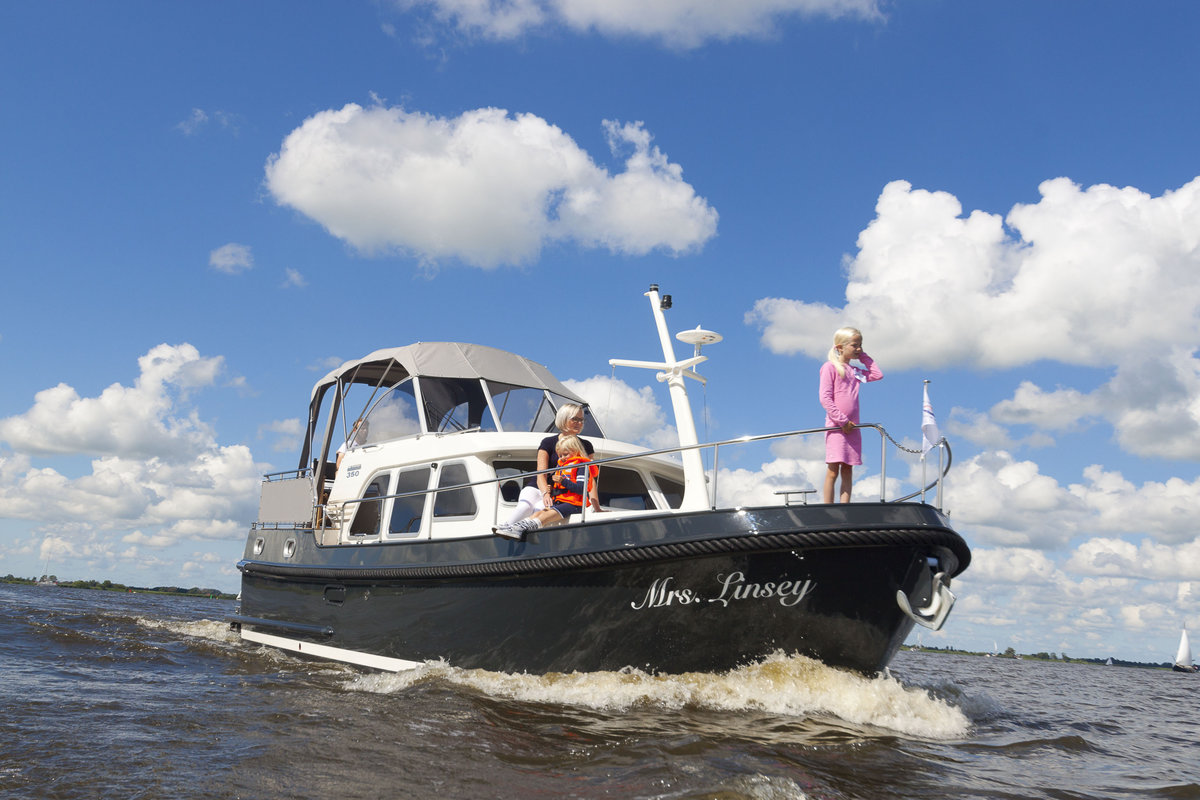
[901,644,1177,671]
[2,575,236,600]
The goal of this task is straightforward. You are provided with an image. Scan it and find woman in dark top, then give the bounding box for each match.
[502,402,594,525]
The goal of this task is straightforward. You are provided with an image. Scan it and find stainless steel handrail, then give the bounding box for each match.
[319,423,951,538]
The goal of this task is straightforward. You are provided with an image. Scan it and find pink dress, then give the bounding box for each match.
[818,355,883,465]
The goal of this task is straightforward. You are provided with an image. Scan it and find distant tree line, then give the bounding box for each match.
[2,574,234,599]
[903,643,1173,670]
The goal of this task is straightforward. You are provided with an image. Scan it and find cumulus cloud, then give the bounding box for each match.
[264,104,717,267]
[747,175,1200,458]
[563,375,679,449]
[0,344,223,460]
[748,177,1200,370]
[0,345,263,586]
[209,243,254,274]
[393,0,880,47]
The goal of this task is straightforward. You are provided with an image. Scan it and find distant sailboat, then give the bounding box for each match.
[35,555,57,587]
[1172,628,1198,673]
[1105,657,1113,666]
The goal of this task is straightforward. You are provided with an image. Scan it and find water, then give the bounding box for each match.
[2,583,1197,800]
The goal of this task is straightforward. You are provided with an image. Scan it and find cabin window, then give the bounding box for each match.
[358,380,421,445]
[493,460,536,504]
[349,475,390,536]
[433,462,478,518]
[388,467,433,536]
[420,378,496,433]
[598,467,654,510]
[654,475,685,509]
[486,383,555,433]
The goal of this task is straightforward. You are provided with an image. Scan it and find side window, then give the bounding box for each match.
[433,462,478,518]
[493,460,536,504]
[598,467,653,510]
[654,475,685,509]
[388,467,432,536]
[349,474,390,536]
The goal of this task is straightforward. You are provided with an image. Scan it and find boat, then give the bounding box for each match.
[1173,628,1198,673]
[230,285,971,675]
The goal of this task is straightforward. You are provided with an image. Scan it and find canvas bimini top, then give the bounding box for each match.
[300,342,599,471]
[309,342,584,403]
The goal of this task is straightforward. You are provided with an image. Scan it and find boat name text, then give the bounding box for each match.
[630,572,816,610]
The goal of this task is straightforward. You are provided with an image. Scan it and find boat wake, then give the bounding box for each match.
[345,651,970,740]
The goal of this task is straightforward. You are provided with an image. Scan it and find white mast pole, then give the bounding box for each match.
[609,286,714,511]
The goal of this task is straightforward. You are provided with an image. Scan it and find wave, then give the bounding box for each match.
[345,651,971,739]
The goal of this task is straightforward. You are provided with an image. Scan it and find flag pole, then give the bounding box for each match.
[921,380,929,502]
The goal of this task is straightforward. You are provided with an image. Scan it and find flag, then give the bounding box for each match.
[922,383,941,457]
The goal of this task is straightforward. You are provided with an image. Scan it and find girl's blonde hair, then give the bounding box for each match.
[556,434,586,457]
[826,327,862,378]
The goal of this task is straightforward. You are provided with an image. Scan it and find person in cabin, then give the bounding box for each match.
[818,327,882,503]
[503,402,596,524]
[494,434,599,540]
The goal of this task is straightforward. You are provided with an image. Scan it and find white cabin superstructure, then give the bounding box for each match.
[257,341,687,548]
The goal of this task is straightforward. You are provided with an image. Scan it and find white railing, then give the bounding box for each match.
[307,423,951,539]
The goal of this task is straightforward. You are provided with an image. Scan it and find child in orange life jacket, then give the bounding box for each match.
[493,435,599,541]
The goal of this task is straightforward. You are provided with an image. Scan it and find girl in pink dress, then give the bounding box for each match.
[818,327,883,503]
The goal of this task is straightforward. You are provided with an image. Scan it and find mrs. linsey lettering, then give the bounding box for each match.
[630,572,816,610]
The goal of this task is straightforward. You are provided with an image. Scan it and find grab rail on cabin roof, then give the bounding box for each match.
[306,423,952,536]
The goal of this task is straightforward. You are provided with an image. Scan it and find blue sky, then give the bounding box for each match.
[3,1,1199,664]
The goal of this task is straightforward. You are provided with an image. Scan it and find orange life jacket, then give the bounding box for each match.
[552,454,597,507]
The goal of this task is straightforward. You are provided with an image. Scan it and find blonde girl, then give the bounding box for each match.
[818,327,883,503]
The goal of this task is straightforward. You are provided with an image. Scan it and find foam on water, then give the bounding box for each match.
[137,617,241,644]
[346,651,971,739]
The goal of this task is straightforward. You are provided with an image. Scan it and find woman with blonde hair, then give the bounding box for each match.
[498,402,596,529]
[818,327,882,503]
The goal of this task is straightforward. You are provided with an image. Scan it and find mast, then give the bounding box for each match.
[609,285,720,511]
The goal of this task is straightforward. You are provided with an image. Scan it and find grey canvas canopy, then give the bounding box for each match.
[310,342,583,404]
[299,342,591,473]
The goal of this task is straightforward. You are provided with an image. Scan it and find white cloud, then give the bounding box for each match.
[260,418,305,454]
[264,104,717,268]
[0,345,264,587]
[748,177,1200,371]
[177,108,239,136]
[0,344,223,460]
[946,407,1017,450]
[282,268,307,288]
[394,0,881,47]
[209,243,254,274]
[563,375,679,449]
[990,381,1100,431]
[177,108,209,135]
[746,175,1200,458]
[945,451,1084,547]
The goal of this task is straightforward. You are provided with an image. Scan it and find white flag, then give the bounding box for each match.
[922,383,941,457]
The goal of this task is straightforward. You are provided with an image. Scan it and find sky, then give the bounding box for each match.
[2,0,1198,664]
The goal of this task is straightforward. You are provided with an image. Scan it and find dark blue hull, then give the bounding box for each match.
[233,503,970,674]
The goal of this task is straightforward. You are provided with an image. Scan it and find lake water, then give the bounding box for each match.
[2,582,1197,799]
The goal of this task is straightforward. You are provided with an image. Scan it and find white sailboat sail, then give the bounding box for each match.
[1174,628,1193,669]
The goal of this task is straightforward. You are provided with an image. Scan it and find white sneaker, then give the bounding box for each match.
[492,523,523,541]
[515,518,542,534]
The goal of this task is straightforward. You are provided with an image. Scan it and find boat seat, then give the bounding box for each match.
[775,489,816,506]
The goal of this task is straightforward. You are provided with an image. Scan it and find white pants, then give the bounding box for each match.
[506,485,548,523]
